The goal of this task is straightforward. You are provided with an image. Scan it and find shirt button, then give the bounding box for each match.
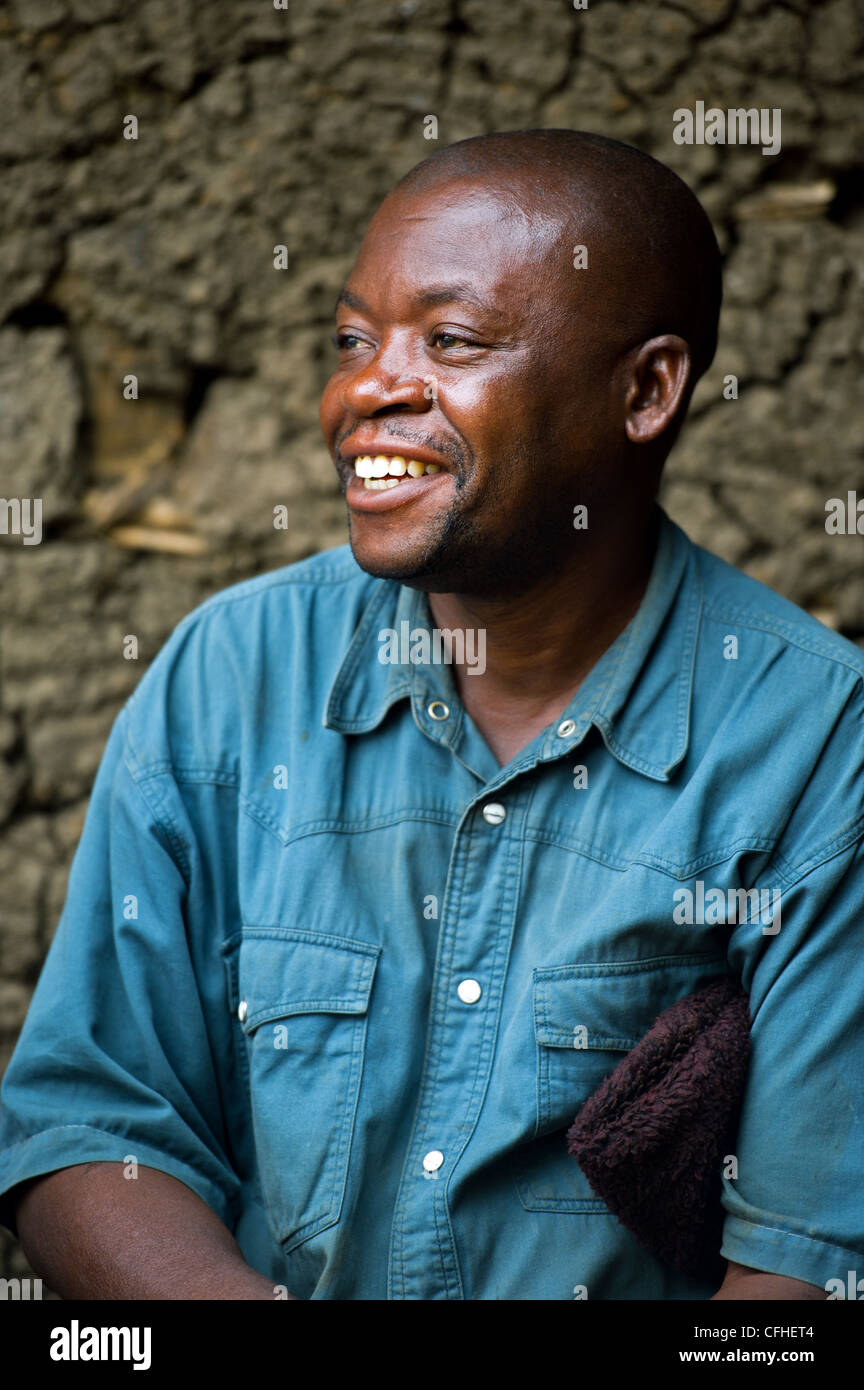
[237,999,248,1022]
[427,700,450,721]
[482,802,506,825]
[557,719,576,737]
[457,978,482,1004]
[422,1150,444,1173]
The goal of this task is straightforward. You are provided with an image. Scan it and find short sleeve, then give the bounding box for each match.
[721,832,864,1287]
[0,705,240,1235]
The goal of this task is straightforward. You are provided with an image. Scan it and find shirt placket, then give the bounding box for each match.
[387,780,532,1300]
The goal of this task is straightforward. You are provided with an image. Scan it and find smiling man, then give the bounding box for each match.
[1,131,862,1302]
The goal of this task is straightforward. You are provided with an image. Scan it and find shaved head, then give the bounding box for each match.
[394,128,722,385]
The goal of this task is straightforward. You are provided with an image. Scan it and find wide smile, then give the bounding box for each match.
[343,452,453,513]
[353,454,444,489]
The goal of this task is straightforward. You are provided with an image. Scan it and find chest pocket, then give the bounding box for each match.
[513,952,730,1214]
[228,927,380,1252]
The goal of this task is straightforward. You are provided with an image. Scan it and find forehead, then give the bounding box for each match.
[346,177,575,310]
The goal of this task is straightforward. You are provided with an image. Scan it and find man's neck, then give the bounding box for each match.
[426,513,660,767]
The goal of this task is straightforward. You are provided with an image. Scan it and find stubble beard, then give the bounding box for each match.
[348,457,580,600]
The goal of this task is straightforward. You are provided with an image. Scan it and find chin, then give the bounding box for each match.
[348,546,447,591]
[346,511,497,594]
[349,537,419,582]
[347,519,442,585]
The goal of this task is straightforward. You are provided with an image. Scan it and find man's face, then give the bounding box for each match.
[319,175,629,596]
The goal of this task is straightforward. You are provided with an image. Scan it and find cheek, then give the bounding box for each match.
[443,371,537,449]
[318,377,342,441]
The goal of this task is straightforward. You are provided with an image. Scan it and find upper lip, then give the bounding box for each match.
[340,442,453,472]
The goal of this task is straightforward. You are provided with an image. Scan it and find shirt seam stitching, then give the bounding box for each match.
[702,602,864,677]
[0,1125,236,1215]
[723,1216,862,1261]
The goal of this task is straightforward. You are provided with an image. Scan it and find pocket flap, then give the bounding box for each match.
[236,928,380,1033]
[533,953,729,1051]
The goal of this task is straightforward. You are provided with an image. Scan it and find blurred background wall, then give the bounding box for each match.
[1,0,862,1282]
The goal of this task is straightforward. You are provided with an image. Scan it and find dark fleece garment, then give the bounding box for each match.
[565,974,751,1283]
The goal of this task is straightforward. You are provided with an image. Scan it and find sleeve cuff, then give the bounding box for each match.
[721,1214,860,1292]
[0,1124,236,1238]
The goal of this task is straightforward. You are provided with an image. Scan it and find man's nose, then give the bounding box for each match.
[340,337,431,416]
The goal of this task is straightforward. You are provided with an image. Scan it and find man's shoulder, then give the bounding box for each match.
[691,536,864,684]
[676,530,864,878]
[147,542,376,654]
[180,543,374,618]
[121,544,383,763]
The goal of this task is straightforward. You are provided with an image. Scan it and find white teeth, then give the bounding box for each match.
[352,454,447,484]
[363,478,402,490]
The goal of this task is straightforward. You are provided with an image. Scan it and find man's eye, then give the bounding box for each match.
[331,332,369,351]
[432,331,478,350]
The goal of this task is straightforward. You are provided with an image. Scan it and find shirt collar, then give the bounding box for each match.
[586,509,702,780]
[324,507,702,782]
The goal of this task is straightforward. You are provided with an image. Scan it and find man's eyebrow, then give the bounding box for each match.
[415,284,489,310]
[335,287,370,315]
[334,284,491,315]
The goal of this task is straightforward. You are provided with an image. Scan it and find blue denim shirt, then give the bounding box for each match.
[1,509,863,1300]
